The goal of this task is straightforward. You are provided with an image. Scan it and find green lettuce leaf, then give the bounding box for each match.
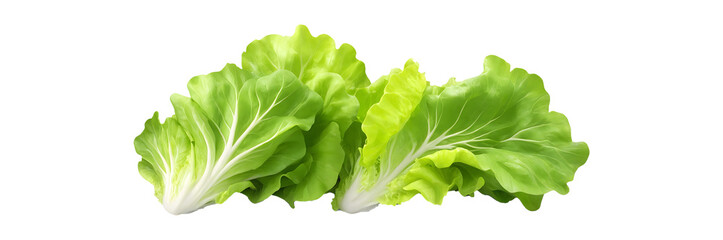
[134,64,322,214]
[359,60,427,167]
[332,60,428,211]
[240,26,367,205]
[385,148,486,205]
[334,56,588,213]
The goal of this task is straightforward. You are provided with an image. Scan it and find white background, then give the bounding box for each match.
[1,0,721,239]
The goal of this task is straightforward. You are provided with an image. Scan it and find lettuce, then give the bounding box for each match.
[134,65,322,214]
[333,56,589,213]
[134,26,588,214]
[239,25,369,206]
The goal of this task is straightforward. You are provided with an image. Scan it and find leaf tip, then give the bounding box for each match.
[483,55,511,75]
[294,24,312,38]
